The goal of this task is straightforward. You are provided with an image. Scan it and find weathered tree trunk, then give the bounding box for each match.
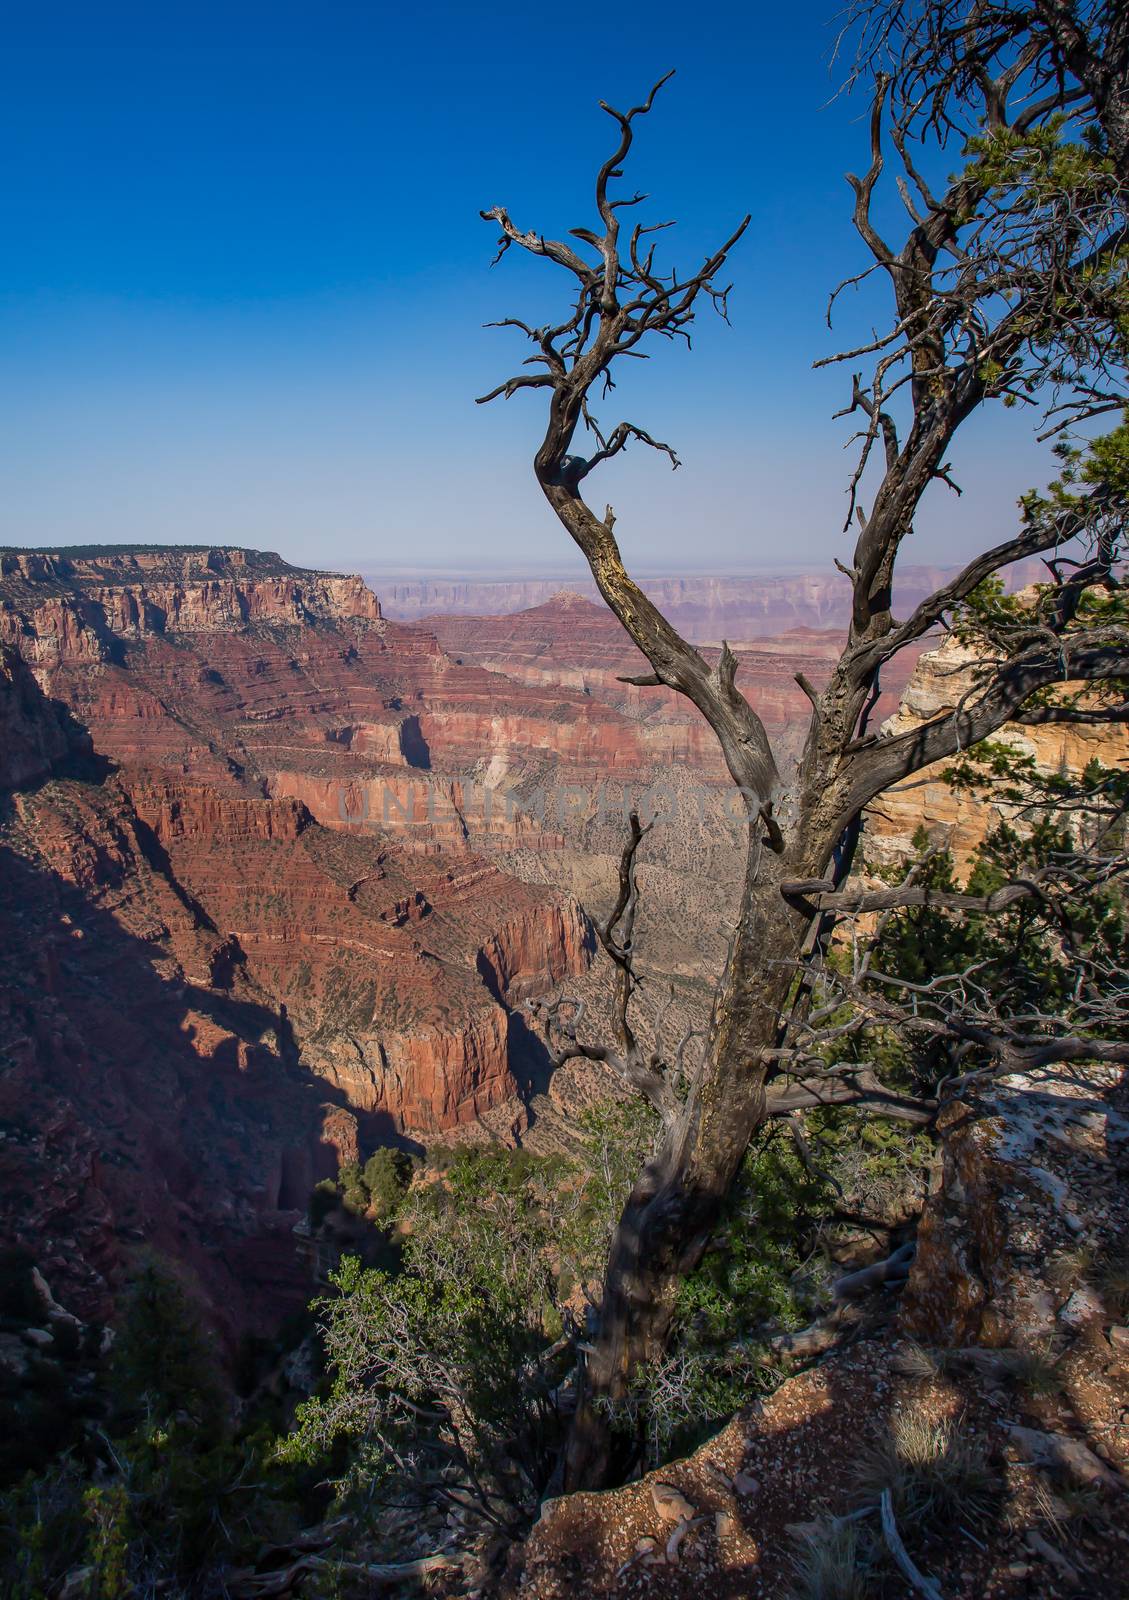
[562,793,844,1487]
[531,482,863,1489]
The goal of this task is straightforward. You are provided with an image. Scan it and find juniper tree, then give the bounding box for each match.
[478,2,1129,1487]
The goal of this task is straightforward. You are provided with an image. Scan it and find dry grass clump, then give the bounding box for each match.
[1097,1246,1129,1321]
[787,1520,873,1600]
[1051,1478,1113,1534]
[854,1410,997,1535]
[790,1407,1002,1596]
[900,1340,1065,1396]
[890,1340,943,1382]
[1049,1239,1129,1318]
[1046,1243,1095,1296]
[999,1344,1065,1398]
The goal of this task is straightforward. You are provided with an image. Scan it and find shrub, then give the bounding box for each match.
[280,1146,578,1529]
[0,1258,315,1598]
[362,1147,413,1220]
[614,1125,835,1466]
[854,1411,997,1537]
[109,1257,224,1432]
[83,1484,131,1599]
[340,1183,369,1218]
[308,1178,340,1227]
[1097,1246,1129,1320]
[0,1248,41,1320]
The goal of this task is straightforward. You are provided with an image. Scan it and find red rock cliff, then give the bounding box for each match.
[0,548,598,1330]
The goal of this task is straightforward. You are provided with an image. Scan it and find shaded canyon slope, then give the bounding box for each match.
[0,548,597,1330]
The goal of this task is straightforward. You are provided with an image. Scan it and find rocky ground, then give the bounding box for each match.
[498,1060,1129,1600]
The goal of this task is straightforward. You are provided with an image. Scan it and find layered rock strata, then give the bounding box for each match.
[425,593,921,755]
[864,632,1129,873]
[0,549,596,1329]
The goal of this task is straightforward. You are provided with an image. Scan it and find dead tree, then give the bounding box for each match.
[843,0,1129,182]
[478,8,1128,1487]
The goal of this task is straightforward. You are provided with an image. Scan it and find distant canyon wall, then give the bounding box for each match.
[375,560,1046,639]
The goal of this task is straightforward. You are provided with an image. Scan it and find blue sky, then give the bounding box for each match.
[0,0,1055,573]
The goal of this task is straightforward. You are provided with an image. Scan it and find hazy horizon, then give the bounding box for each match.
[0,542,1019,584]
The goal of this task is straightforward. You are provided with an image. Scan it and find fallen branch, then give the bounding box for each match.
[226,1550,465,1597]
[666,1514,709,1563]
[880,1488,944,1600]
[1025,1529,1083,1590]
[1008,1425,1126,1490]
[764,1067,935,1125]
[763,1306,862,1359]
[833,1240,915,1301]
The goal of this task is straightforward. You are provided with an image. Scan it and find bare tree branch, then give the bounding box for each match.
[528,813,680,1124]
[764,1067,936,1125]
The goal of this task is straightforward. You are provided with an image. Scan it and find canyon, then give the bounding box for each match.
[0,549,601,1331]
[0,547,1097,1343]
[6,546,919,1332]
[4,546,1126,1600]
[4,547,916,1332]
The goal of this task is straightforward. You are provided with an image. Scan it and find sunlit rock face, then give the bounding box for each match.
[900,1062,1129,1349]
[425,592,920,760]
[863,629,1129,874]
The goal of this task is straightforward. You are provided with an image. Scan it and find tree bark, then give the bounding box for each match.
[561,790,841,1486]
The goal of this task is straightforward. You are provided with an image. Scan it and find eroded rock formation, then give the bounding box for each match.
[864,631,1129,873]
[0,548,596,1330]
[425,593,920,754]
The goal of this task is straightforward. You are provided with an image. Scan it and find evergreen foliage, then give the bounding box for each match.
[361,1147,413,1220]
[0,1257,316,1599]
